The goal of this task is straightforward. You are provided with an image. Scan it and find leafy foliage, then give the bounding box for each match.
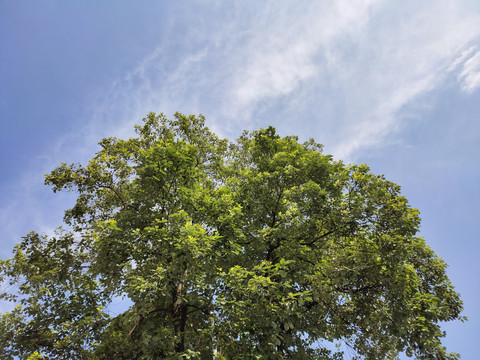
[1,113,464,359]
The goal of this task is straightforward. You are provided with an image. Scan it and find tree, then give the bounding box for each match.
[0,113,464,359]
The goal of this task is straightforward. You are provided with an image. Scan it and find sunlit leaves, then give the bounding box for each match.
[0,113,464,359]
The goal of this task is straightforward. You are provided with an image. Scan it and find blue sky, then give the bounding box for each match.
[1,0,479,358]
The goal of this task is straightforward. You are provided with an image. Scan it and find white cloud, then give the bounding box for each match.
[77,0,479,159]
[315,0,480,158]
[221,0,382,122]
[15,0,478,168]
[458,49,480,93]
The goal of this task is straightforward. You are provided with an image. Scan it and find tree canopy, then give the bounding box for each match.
[0,113,464,359]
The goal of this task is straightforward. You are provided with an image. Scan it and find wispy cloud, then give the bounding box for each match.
[457,48,480,93]
[318,0,480,158]
[71,0,480,159]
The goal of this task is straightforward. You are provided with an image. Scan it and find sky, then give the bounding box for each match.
[0,0,479,358]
